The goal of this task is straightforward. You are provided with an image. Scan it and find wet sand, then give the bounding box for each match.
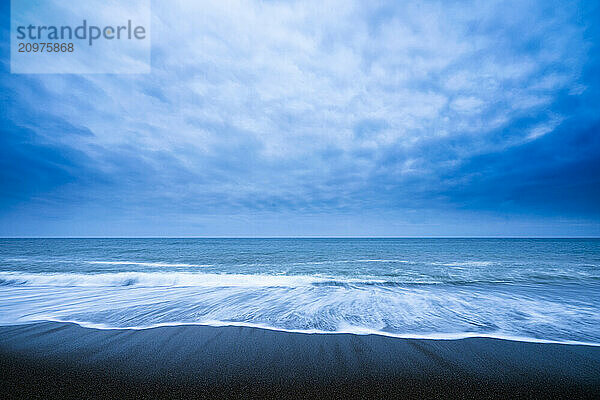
[1,322,599,398]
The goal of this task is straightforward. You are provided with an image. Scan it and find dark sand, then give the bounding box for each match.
[1,322,599,399]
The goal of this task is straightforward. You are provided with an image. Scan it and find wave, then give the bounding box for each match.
[334,259,409,263]
[276,259,410,265]
[86,261,213,267]
[0,271,326,288]
[1,270,597,288]
[2,271,599,346]
[435,261,495,267]
[0,271,450,288]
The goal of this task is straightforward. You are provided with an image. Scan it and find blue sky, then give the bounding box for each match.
[1,0,599,236]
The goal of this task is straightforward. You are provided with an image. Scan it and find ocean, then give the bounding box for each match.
[1,238,598,344]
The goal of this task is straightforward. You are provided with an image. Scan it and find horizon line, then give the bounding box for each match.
[1,236,599,239]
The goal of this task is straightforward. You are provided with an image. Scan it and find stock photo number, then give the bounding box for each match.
[18,42,74,52]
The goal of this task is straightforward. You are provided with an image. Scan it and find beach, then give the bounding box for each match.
[1,239,599,398]
[1,321,599,399]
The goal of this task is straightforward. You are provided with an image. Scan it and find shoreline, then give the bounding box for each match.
[15,319,600,347]
[1,322,599,398]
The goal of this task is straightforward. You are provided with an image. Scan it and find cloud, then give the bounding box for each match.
[0,0,599,235]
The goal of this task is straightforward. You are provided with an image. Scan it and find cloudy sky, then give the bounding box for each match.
[1,0,599,236]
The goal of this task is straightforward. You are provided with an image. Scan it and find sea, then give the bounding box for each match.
[1,238,599,345]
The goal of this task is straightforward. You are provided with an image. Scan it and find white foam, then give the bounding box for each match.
[0,271,445,288]
[291,259,409,265]
[437,261,494,267]
[2,270,598,346]
[0,271,325,287]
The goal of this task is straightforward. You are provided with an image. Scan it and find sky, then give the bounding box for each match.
[1,0,599,237]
